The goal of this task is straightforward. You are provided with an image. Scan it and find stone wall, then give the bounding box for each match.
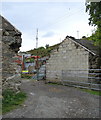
[0,16,22,91]
[0,16,2,93]
[89,53,101,69]
[89,53,101,84]
[46,37,89,83]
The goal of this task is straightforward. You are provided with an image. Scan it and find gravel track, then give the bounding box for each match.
[3,79,100,118]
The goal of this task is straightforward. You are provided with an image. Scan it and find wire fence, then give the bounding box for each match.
[61,69,101,91]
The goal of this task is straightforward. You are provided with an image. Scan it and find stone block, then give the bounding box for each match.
[1,15,22,92]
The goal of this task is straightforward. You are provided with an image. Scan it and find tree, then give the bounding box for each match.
[45,44,49,49]
[82,36,87,39]
[86,2,101,27]
[86,1,101,47]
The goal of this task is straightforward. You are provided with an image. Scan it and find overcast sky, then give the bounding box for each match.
[1,0,95,52]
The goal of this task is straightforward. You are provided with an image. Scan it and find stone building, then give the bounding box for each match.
[46,36,101,87]
[0,16,22,91]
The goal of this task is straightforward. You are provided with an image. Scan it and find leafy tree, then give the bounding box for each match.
[82,36,87,39]
[86,2,101,27]
[45,44,49,49]
[86,1,101,47]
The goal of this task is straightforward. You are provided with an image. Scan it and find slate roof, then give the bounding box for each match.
[74,39,100,56]
[65,36,101,56]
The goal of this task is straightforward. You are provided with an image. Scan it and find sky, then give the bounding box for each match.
[1,0,95,52]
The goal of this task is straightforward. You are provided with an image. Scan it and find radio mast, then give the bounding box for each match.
[36,28,38,48]
[77,30,79,39]
[36,28,39,80]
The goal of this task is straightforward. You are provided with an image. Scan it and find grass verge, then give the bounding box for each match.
[2,89,27,114]
[48,82,101,96]
[0,99,2,115]
[78,88,101,96]
[21,74,33,79]
[47,82,62,85]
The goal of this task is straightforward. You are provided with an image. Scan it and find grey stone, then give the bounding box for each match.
[0,15,22,92]
[46,37,101,88]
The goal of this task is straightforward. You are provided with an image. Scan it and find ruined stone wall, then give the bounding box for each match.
[89,53,101,84]
[0,16,2,93]
[89,53,101,69]
[46,38,89,83]
[1,16,22,91]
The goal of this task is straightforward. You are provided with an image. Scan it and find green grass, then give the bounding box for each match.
[21,74,32,79]
[78,88,101,96]
[47,82,62,85]
[27,43,61,57]
[48,82,101,96]
[2,89,27,114]
[0,99,2,115]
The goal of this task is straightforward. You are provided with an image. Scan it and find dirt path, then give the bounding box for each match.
[3,79,100,118]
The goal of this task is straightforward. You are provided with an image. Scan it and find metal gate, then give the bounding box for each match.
[61,69,101,91]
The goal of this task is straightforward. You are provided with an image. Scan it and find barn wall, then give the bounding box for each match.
[46,38,89,83]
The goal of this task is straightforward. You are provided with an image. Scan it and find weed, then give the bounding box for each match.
[2,89,27,114]
[80,88,101,96]
[21,74,32,79]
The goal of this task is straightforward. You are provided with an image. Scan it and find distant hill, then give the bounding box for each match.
[27,43,61,57]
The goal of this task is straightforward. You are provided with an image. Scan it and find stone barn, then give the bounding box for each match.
[0,16,22,92]
[46,36,101,89]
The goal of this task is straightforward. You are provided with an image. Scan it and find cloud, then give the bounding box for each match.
[20,32,36,52]
[42,31,55,38]
[2,2,94,52]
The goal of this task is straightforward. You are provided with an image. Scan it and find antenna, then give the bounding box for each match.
[60,38,61,43]
[77,30,79,39]
[36,28,38,48]
[36,28,39,80]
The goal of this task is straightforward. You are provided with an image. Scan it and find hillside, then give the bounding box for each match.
[27,43,61,57]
